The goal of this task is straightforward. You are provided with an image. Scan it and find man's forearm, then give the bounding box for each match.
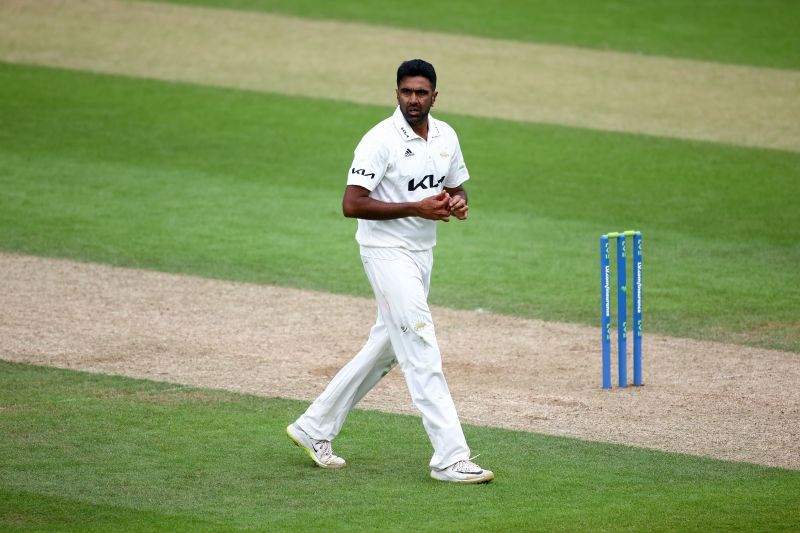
[343,185,453,221]
[343,195,420,220]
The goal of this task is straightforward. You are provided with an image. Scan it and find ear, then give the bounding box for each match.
[431,90,438,107]
[396,88,401,104]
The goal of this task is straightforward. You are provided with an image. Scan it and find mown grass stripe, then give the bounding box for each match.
[1,62,798,350]
[2,361,799,530]
[154,0,800,70]
[2,0,799,151]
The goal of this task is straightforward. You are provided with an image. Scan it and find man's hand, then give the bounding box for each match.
[417,191,452,222]
[448,194,469,220]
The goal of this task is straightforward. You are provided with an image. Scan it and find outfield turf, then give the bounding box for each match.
[151,0,800,70]
[2,1,799,529]
[1,62,798,351]
[1,361,798,531]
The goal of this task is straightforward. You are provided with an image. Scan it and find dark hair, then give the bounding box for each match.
[396,59,437,89]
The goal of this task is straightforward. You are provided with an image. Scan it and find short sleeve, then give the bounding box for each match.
[444,136,469,188]
[347,135,390,191]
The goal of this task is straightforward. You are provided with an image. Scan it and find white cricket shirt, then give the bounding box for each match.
[346,106,470,250]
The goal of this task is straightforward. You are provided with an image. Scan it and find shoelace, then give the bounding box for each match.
[314,439,335,459]
[452,458,482,474]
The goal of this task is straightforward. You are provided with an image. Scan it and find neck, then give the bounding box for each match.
[411,120,429,141]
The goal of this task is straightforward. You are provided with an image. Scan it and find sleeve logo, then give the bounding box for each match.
[351,168,376,179]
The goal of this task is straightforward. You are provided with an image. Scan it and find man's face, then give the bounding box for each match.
[396,76,437,126]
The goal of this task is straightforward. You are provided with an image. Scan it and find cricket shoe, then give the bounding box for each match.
[431,458,494,484]
[286,423,346,469]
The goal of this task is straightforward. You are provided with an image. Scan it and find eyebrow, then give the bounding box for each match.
[399,87,430,94]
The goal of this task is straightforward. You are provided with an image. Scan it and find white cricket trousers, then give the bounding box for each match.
[296,246,470,470]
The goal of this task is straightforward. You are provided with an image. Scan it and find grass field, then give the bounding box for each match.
[2,0,799,529]
[152,0,800,69]
[2,361,798,531]
[1,62,798,351]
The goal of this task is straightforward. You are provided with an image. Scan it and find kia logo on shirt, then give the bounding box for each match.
[408,175,446,191]
[351,168,376,179]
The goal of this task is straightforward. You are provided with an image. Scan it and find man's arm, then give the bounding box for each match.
[444,185,469,220]
[342,185,452,221]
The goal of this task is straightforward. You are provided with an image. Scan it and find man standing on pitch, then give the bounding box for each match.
[287,59,493,484]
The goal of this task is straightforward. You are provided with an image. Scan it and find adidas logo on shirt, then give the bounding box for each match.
[404,148,414,157]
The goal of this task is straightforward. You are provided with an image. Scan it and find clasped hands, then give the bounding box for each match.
[418,191,468,222]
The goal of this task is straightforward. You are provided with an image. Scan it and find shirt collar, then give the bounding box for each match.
[393,106,441,141]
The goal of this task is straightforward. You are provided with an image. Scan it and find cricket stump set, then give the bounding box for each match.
[600,230,643,390]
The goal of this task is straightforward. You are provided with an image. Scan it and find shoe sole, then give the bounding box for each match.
[430,470,495,484]
[286,425,345,469]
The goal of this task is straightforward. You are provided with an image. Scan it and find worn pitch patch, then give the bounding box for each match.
[0,0,799,151]
[2,252,799,470]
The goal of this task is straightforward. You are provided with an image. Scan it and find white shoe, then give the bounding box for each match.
[286,423,346,469]
[431,458,494,484]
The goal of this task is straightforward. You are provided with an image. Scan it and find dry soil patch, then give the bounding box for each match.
[2,253,798,470]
